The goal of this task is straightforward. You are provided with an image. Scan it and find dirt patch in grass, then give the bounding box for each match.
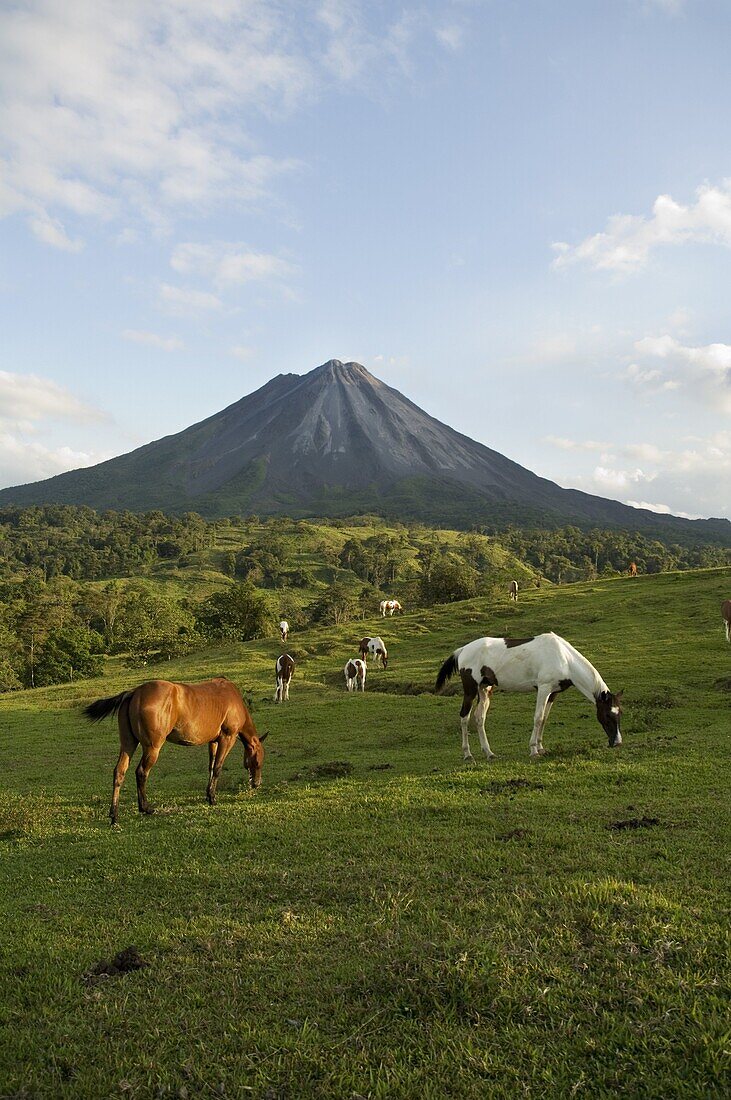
[368,763,393,771]
[497,828,530,841]
[713,676,731,693]
[289,761,354,781]
[606,816,660,831]
[481,778,544,795]
[83,946,149,981]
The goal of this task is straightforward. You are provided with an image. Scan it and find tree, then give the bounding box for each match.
[116,585,197,660]
[32,625,104,686]
[307,582,359,625]
[196,582,273,641]
[420,557,478,605]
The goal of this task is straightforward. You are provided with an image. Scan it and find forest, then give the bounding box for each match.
[1,503,729,691]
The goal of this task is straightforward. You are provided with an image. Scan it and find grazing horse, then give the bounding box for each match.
[359,636,388,669]
[344,658,367,692]
[279,620,289,642]
[723,600,731,642]
[436,633,623,761]
[84,677,267,825]
[628,562,638,578]
[379,599,403,617]
[275,653,295,702]
[509,580,519,602]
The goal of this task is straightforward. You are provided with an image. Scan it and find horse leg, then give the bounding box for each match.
[474,686,496,761]
[284,677,290,701]
[530,687,555,759]
[207,741,218,800]
[110,699,138,826]
[274,678,281,703]
[207,735,235,805]
[460,685,477,762]
[135,743,162,815]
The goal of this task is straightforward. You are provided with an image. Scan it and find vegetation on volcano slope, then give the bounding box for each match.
[0,567,729,1097]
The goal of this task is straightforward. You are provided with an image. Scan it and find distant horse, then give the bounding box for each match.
[84,677,266,825]
[344,658,367,692]
[379,599,403,617]
[723,600,731,642]
[509,580,519,602]
[275,654,295,702]
[436,633,623,761]
[628,562,638,578]
[279,620,289,642]
[359,636,388,669]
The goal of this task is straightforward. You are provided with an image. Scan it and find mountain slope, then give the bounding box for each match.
[1,359,729,541]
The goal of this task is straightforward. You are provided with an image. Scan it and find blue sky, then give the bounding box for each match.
[1,0,730,519]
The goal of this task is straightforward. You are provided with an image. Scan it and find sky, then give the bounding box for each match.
[1,0,730,520]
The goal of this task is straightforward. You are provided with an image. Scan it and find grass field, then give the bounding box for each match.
[1,569,730,1098]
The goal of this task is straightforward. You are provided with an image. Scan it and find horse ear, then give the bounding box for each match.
[616,690,624,700]
[259,732,269,742]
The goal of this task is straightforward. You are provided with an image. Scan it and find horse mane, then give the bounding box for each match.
[435,652,460,693]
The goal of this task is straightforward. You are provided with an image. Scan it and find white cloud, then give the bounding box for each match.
[548,429,731,518]
[543,435,609,452]
[122,329,184,352]
[0,370,108,488]
[158,283,223,314]
[552,180,731,273]
[0,370,102,425]
[435,24,464,52]
[629,334,731,411]
[592,465,656,490]
[171,242,297,289]
[625,500,700,519]
[0,431,102,486]
[230,345,254,361]
[28,212,83,252]
[0,1,460,249]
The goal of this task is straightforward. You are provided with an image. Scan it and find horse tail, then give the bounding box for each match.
[83,690,133,723]
[435,650,461,693]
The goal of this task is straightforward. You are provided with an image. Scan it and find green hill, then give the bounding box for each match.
[1,567,730,1096]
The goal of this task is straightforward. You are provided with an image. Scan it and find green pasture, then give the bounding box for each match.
[1,569,730,1098]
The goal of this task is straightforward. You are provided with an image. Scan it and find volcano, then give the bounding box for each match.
[1,359,728,541]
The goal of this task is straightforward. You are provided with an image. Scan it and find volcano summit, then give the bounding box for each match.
[1,359,728,541]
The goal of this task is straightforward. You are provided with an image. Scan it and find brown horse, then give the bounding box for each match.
[628,562,638,577]
[84,677,267,825]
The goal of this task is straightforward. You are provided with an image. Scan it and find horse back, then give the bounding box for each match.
[130,677,247,741]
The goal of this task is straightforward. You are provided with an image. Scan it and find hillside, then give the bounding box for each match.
[1,568,729,1096]
[2,359,729,543]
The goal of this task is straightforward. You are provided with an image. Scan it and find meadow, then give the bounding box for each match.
[1,568,730,1098]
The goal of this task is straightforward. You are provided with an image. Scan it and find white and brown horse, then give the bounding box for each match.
[379,599,403,617]
[279,620,289,642]
[722,600,731,643]
[436,633,622,761]
[84,677,267,825]
[275,654,295,702]
[344,658,367,692]
[359,636,388,669]
[509,580,519,602]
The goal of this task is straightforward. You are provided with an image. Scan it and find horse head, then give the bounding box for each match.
[244,731,267,788]
[596,690,623,747]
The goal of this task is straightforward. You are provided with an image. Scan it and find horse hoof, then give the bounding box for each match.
[141,806,156,816]
[463,755,476,765]
[486,753,497,762]
[529,754,541,763]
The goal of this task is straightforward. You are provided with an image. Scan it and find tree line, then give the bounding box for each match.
[1,506,728,691]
